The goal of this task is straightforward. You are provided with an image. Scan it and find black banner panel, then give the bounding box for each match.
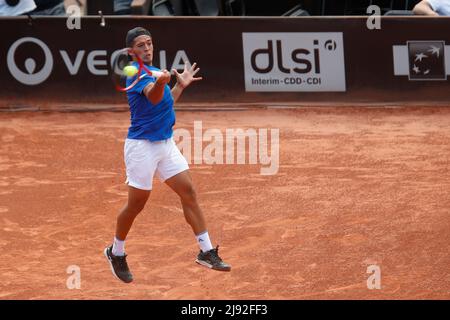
[0,16,450,107]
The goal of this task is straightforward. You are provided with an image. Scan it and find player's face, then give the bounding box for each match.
[132,35,153,65]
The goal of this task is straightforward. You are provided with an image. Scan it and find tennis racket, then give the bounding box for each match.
[111,48,163,92]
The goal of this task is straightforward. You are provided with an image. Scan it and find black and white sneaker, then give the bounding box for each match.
[104,245,133,283]
[195,246,231,272]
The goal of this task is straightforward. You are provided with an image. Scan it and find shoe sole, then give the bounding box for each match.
[104,247,133,283]
[195,259,231,272]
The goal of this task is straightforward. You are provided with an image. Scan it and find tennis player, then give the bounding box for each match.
[104,27,231,283]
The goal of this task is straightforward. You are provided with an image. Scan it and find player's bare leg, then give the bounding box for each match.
[165,170,231,271]
[164,170,206,234]
[105,186,150,283]
[115,186,151,240]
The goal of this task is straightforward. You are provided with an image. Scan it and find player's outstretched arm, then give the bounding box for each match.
[143,70,171,105]
[171,62,202,103]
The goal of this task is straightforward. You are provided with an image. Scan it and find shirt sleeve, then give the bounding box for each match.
[427,0,440,12]
[129,73,156,95]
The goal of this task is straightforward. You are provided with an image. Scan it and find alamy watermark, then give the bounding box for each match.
[174,121,280,175]
[66,5,81,30]
[367,5,381,30]
[366,264,381,290]
[66,265,81,289]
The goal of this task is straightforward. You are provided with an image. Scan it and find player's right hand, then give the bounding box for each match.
[155,69,171,85]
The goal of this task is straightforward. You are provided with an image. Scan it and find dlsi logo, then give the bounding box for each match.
[7,37,191,86]
[250,38,337,75]
[242,33,346,92]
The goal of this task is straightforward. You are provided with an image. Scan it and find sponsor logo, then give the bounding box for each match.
[7,37,53,85]
[6,37,191,86]
[393,41,449,81]
[242,32,346,92]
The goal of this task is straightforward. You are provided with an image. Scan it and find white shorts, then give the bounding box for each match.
[124,137,189,191]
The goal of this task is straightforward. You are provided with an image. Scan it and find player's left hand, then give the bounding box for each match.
[172,62,202,89]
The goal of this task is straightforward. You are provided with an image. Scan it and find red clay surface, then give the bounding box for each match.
[0,107,449,299]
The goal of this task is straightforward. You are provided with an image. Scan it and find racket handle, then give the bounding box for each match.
[151,71,163,78]
[137,70,165,80]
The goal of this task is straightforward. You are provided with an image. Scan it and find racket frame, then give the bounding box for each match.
[113,48,162,92]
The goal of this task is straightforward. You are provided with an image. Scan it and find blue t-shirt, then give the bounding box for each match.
[126,63,175,141]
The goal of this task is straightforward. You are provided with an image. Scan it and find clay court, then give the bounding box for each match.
[0,106,449,299]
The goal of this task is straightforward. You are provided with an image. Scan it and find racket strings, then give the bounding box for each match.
[111,49,160,92]
[112,51,138,91]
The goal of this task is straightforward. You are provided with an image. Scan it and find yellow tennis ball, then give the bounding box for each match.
[123,65,138,77]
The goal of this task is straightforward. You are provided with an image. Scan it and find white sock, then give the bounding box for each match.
[196,231,213,253]
[112,237,125,256]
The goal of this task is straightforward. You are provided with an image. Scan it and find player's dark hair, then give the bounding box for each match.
[126,27,152,48]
